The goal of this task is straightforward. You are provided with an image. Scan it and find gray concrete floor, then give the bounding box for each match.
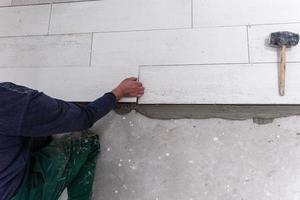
[89,111,300,200]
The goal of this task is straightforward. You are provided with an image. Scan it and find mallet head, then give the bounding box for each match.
[268,31,299,96]
[269,31,299,48]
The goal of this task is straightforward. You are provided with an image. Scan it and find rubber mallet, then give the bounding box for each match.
[269,31,299,96]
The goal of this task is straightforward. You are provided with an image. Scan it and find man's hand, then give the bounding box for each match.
[112,77,144,101]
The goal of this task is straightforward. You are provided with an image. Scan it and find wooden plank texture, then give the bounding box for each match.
[193,0,300,27]
[0,34,91,67]
[138,64,300,104]
[0,5,50,36]
[0,67,137,102]
[92,27,248,66]
[248,24,300,63]
[49,0,191,34]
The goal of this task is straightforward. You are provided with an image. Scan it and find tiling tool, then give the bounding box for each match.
[269,31,299,96]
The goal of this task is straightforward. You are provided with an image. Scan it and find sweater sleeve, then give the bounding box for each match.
[19,91,116,137]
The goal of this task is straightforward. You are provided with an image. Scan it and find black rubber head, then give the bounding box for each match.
[269,31,299,47]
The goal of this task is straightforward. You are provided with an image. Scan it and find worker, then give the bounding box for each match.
[0,77,144,200]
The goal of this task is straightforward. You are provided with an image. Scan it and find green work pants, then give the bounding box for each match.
[12,130,100,200]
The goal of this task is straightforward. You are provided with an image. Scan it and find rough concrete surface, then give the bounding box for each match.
[114,104,300,125]
[89,111,300,200]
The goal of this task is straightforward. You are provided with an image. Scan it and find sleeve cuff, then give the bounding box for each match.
[105,92,117,103]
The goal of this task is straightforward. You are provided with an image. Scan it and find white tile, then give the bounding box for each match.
[0,4,50,36]
[12,0,52,5]
[49,0,191,34]
[193,0,300,27]
[92,27,248,67]
[138,64,300,104]
[12,0,94,6]
[248,24,300,63]
[0,0,11,6]
[0,34,91,67]
[0,66,138,102]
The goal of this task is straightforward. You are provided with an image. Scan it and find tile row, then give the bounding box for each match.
[1,25,300,67]
[3,63,300,104]
[3,0,300,35]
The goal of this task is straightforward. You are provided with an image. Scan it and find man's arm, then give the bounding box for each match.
[20,77,144,137]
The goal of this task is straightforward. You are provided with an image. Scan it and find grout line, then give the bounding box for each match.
[0,32,91,39]
[2,2,50,8]
[3,0,100,8]
[47,4,53,35]
[59,27,191,35]
[139,63,251,67]
[0,25,249,40]
[0,28,189,39]
[0,21,300,39]
[246,25,251,63]
[248,21,300,27]
[0,65,90,69]
[0,61,299,69]
[89,33,94,67]
[136,66,141,104]
[139,61,300,68]
[187,21,300,29]
[191,0,194,28]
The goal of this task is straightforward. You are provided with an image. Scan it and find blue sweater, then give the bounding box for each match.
[0,82,116,200]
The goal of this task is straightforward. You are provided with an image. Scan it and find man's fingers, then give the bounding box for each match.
[137,88,145,97]
[127,77,138,81]
[137,87,144,92]
[128,88,144,97]
[118,77,144,98]
[139,87,144,91]
[136,82,143,87]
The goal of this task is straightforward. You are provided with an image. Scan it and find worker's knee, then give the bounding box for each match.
[52,130,100,162]
[81,131,100,157]
[68,130,100,156]
[31,142,69,183]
